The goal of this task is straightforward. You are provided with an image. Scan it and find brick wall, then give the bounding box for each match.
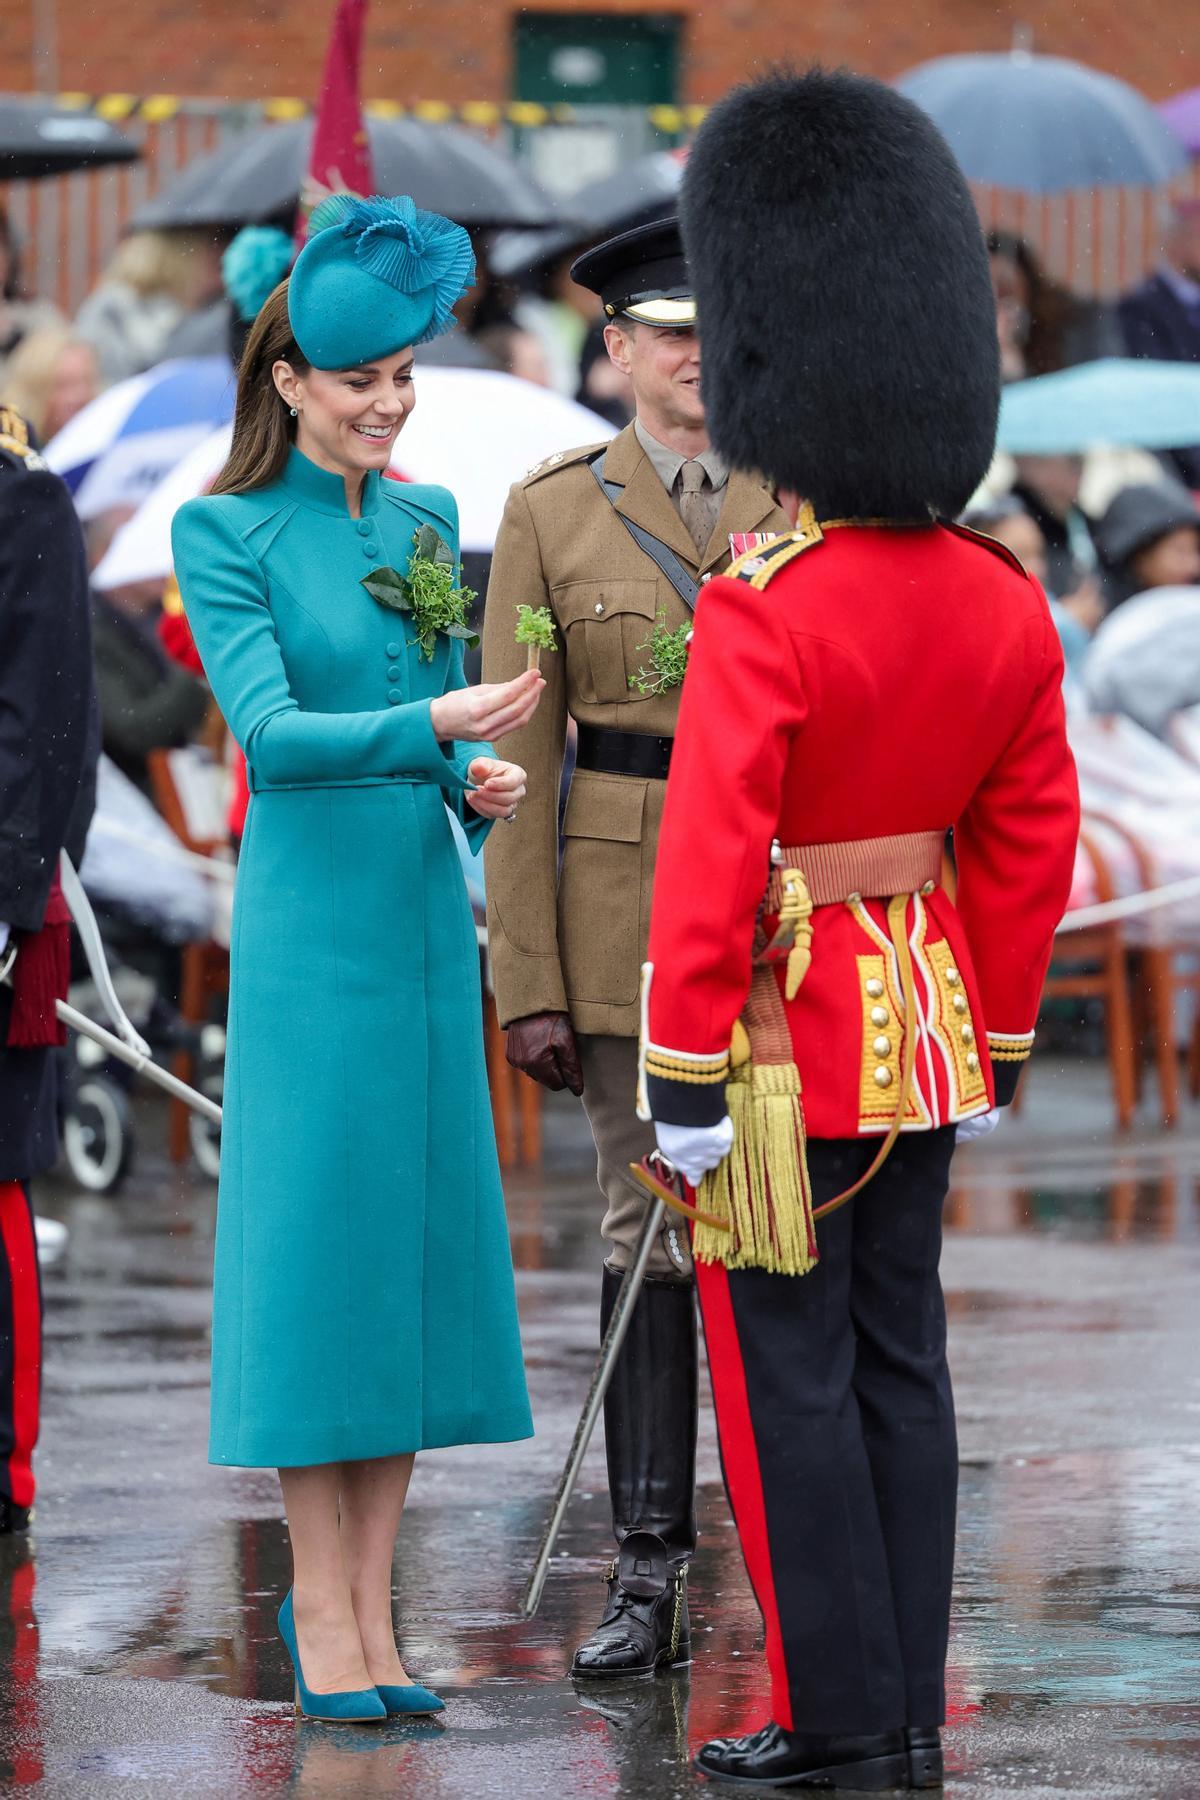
[3,0,1199,106]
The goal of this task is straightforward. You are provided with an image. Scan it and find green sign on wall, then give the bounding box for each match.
[514,13,681,106]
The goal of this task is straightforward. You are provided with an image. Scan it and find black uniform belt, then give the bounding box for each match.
[575,723,673,781]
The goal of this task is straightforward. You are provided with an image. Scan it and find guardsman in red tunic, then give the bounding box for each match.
[638,72,1080,1791]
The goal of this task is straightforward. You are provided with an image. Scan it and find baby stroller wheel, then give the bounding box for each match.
[62,1079,134,1193]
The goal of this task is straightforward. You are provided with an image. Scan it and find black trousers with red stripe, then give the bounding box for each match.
[0,1182,42,1512]
[695,1128,958,1737]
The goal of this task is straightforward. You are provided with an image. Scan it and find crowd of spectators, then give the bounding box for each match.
[0,182,1198,925]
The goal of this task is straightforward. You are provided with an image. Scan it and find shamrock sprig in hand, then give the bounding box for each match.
[361,523,479,662]
[628,612,692,697]
[514,604,557,672]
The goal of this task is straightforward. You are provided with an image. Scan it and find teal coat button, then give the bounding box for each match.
[356,519,371,535]
[388,688,403,703]
[386,641,402,657]
[387,665,402,681]
[363,541,380,557]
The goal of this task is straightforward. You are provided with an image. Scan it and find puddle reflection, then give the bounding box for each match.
[15,1082,1200,1794]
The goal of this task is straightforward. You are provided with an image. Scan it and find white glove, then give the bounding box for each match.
[956,1107,1000,1144]
[654,1117,735,1189]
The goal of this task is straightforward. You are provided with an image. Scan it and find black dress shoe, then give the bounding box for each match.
[694,1721,910,1790]
[905,1726,943,1789]
[0,1499,31,1536]
[571,1529,690,1678]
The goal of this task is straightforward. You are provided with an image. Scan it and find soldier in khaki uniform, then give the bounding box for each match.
[482,220,789,1677]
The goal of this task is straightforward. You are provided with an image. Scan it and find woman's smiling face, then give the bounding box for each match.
[274,347,416,478]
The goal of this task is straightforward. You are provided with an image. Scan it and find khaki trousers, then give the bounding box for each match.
[576,1034,693,1280]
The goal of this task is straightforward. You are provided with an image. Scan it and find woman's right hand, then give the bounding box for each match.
[429,668,545,743]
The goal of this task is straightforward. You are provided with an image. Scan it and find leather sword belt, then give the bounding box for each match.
[765,830,945,911]
[576,723,673,782]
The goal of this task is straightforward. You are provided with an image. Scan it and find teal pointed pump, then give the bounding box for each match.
[376,1680,445,1717]
[278,1589,386,1723]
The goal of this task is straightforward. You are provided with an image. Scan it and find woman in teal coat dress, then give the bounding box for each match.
[170,197,543,1722]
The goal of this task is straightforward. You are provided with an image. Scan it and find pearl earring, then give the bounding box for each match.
[289,406,298,417]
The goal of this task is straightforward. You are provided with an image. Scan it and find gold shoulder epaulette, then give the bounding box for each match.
[0,405,29,446]
[939,518,1031,579]
[523,441,608,486]
[728,504,824,590]
[0,404,44,470]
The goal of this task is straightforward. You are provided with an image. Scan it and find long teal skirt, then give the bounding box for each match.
[209,780,533,1467]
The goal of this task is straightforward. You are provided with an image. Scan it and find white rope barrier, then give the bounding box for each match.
[1056,872,1200,933]
[86,815,1200,936]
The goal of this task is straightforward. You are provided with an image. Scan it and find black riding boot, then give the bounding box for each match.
[572,1268,697,1678]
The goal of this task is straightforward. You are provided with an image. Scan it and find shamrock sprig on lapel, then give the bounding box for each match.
[628,611,692,697]
[361,522,479,662]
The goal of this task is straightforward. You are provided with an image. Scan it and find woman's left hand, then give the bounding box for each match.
[466,757,527,821]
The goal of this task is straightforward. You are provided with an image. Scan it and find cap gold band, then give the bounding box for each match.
[622,296,697,327]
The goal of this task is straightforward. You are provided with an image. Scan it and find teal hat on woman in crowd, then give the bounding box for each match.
[287,193,475,370]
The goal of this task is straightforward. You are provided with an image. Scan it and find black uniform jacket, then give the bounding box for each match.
[0,415,97,1179]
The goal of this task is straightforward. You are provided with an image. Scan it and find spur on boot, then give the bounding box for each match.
[376,1680,445,1717]
[694,1722,911,1790]
[906,1725,944,1789]
[572,1529,690,1678]
[278,1590,386,1723]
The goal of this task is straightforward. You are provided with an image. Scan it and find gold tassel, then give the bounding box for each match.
[695,1060,818,1276]
[767,868,814,1001]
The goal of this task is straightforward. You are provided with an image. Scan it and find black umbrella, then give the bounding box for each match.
[491,149,686,280]
[129,117,558,233]
[0,97,139,180]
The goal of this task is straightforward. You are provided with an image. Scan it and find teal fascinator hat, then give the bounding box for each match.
[287,193,475,369]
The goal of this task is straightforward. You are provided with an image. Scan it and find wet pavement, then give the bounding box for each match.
[5,1055,1200,1797]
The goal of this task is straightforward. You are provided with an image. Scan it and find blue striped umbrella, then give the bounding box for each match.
[44,356,236,521]
[996,359,1200,454]
[896,54,1187,193]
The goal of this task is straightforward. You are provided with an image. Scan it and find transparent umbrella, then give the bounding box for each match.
[896,53,1187,192]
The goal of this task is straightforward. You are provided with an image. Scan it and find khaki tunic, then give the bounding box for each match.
[483,420,788,1038]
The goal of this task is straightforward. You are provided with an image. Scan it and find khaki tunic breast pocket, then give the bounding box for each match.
[553,579,659,706]
[557,772,647,1006]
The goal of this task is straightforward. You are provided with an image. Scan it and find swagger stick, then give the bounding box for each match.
[0,950,222,1124]
[56,997,223,1123]
[521,1187,666,1617]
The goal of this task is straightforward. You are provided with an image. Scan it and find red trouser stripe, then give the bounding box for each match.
[0,1182,41,1509]
[695,1258,793,1730]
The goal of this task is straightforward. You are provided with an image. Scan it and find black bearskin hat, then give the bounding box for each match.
[680,68,1000,519]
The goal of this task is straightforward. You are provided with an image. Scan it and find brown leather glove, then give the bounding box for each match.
[506,1011,584,1095]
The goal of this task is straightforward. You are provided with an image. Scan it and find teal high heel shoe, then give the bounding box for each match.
[376,1680,445,1717]
[278,1589,386,1723]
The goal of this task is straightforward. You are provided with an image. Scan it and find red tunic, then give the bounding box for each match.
[641,520,1080,1139]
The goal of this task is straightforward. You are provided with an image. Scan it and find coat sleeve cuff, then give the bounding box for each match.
[643,1046,731,1128]
[988,1030,1034,1108]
